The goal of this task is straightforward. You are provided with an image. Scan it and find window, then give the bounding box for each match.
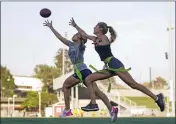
[16,86,32,89]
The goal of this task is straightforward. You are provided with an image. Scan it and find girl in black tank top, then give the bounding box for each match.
[94,37,114,61]
[71,18,165,115]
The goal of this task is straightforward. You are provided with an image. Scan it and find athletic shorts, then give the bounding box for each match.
[72,69,92,86]
[107,57,124,75]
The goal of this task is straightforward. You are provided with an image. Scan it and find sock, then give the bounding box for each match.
[65,109,70,112]
[155,96,158,101]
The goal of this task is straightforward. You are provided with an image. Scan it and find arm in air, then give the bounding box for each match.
[69,18,96,42]
[43,20,70,46]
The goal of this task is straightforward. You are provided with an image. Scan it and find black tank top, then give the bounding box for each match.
[95,44,113,61]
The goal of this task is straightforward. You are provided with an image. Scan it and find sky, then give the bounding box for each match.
[1,2,175,85]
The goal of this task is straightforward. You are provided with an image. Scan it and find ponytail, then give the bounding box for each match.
[108,26,117,43]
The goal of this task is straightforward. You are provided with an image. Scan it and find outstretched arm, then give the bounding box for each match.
[43,20,70,46]
[69,18,96,42]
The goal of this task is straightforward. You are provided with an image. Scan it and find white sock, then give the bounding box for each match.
[65,109,70,112]
[155,97,158,101]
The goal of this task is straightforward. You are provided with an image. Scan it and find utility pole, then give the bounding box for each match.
[167,1,175,117]
[149,67,153,88]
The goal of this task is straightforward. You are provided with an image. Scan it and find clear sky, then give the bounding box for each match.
[1,2,175,84]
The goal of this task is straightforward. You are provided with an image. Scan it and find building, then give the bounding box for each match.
[14,75,43,97]
[1,76,43,117]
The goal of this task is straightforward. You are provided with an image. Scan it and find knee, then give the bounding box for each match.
[85,77,93,86]
[62,82,69,91]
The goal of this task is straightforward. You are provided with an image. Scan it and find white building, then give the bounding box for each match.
[13,75,43,92]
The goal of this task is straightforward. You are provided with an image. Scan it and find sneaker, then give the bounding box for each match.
[81,103,99,112]
[156,93,165,112]
[110,106,118,122]
[59,109,73,117]
[81,102,91,112]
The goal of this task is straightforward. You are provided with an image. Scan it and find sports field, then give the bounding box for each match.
[1,117,175,124]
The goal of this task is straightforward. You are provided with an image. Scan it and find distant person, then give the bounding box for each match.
[43,20,118,122]
[23,111,25,117]
[151,109,155,117]
[69,18,165,113]
[80,109,84,117]
[100,109,105,117]
[73,108,78,117]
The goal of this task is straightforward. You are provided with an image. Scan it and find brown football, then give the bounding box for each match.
[40,8,51,18]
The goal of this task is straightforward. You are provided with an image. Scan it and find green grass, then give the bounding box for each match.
[114,96,162,108]
[114,96,175,112]
[0,118,175,124]
[126,97,168,109]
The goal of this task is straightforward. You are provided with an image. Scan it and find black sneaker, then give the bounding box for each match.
[81,103,99,112]
[81,102,91,111]
[156,93,165,112]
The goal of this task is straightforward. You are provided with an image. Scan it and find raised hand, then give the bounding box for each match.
[43,20,53,28]
[69,17,77,27]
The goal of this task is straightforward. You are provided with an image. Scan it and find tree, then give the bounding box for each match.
[0,65,15,97]
[142,77,167,89]
[22,91,58,111]
[22,91,38,111]
[143,82,151,88]
[40,92,58,110]
[153,76,167,89]
[34,64,61,93]
[33,48,73,93]
[54,48,73,74]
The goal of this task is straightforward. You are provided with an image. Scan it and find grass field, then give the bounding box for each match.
[126,97,168,108]
[1,118,175,124]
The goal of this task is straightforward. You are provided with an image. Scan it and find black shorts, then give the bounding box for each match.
[107,57,124,74]
[72,69,92,86]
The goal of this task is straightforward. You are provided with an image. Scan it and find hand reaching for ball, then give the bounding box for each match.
[43,20,52,28]
[69,17,77,27]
